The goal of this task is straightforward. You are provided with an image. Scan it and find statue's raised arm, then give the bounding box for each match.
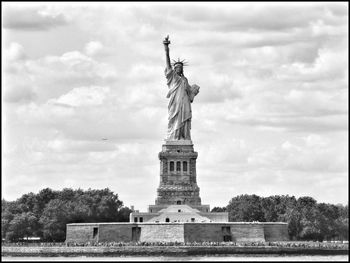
[163,35,172,70]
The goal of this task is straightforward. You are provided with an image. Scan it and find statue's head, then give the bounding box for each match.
[174,64,183,75]
[172,59,188,76]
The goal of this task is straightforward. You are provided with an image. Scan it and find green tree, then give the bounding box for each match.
[316,203,340,241]
[211,207,227,212]
[38,188,126,241]
[272,195,297,222]
[284,207,302,240]
[6,212,39,241]
[117,207,133,222]
[261,196,279,221]
[2,188,129,242]
[227,194,265,222]
[334,204,348,241]
[262,195,298,239]
[39,199,71,242]
[57,188,80,202]
[2,199,22,241]
[33,188,58,216]
[295,196,323,241]
[17,193,37,213]
[75,188,123,222]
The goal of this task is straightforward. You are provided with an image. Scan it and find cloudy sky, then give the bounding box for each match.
[2,2,348,211]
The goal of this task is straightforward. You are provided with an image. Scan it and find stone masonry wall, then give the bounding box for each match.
[66,224,98,243]
[140,224,184,242]
[230,223,265,242]
[184,224,224,242]
[98,224,136,242]
[183,223,264,243]
[66,222,288,243]
[263,223,289,241]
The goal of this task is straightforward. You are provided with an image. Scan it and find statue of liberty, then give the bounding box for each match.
[163,35,200,140]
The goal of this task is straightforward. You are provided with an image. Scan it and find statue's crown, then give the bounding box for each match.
[172,58,188,67]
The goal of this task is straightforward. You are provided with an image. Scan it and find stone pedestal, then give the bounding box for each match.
[155,140,204,208]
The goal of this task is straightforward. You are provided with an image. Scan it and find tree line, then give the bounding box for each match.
[2,190,348,242]
[212,194,348,241]
[2,188,132,242]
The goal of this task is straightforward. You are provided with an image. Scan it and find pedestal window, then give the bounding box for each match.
[183,161,188,172]
[176,161,181,172]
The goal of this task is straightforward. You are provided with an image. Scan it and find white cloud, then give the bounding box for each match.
[4,42,26,61]
[247,134,347,173]
[84,41,104,56]
[3,44,118,104]
[47,138,117,153]
[3,4,68,31]
[303,134,329,147]
[51,86,110,107]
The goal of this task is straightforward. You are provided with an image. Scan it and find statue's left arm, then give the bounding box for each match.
[188,84,200,103]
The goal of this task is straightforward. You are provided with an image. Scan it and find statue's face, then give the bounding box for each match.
[175,65,183,75]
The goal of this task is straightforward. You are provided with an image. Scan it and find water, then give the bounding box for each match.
[2,255,348,261]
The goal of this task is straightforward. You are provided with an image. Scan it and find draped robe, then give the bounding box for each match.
[165,68,199,140]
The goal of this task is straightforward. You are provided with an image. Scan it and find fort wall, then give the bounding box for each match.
[66,224,99,243]
[263,223,290,241]
[98,224,136,242]
[66,222,288,243]
[140,224,184,242]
